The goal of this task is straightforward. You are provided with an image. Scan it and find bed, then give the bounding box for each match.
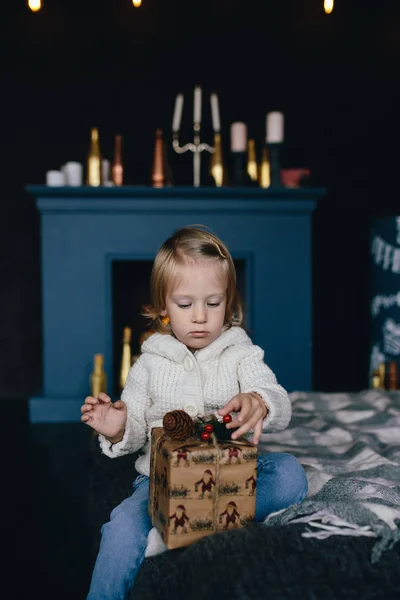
[88,389,400,599]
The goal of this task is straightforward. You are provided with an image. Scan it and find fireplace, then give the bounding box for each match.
[27,185,325,422]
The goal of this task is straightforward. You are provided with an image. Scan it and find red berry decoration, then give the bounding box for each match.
[201,432,211,441]
[204,424,214,433]
[223,414,232,424]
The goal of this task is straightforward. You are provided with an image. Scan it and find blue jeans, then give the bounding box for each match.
[87,452,308,599]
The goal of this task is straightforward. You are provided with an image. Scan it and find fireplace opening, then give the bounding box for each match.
[111,259,248,397]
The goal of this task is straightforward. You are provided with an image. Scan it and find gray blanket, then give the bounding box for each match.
[260,389,400,562]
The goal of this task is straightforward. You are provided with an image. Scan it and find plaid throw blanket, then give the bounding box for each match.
[260,389,400,562]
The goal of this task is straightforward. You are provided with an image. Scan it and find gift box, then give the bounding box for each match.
[148,414,258,550]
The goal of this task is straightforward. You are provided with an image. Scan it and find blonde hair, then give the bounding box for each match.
[143,225,243,333]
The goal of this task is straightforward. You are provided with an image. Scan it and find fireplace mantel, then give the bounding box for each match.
[27,185,325,423]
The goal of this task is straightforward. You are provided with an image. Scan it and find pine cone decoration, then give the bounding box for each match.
[163,410,195,440]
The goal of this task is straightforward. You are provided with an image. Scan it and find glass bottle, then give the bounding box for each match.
[210,133,225,187]
[247,139,258,183]
[119,327,132,391]
[90,354,107,397]
[86,127,102,187]
[259,147,271,189]
[152,129,165,188]
[112,134,124,186]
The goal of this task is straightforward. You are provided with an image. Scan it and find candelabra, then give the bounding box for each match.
[172,87,218,187]
[172,128,214,188]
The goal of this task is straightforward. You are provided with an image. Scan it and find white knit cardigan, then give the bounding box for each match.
[98,326,291,476]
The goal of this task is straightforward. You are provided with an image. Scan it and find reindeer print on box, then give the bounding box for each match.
[148,426,258,549]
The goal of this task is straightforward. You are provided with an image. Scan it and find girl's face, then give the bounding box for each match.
[162,259,227,351]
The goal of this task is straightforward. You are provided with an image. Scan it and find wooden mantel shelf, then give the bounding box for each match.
[26,185,325,199]
[27,185,325,214]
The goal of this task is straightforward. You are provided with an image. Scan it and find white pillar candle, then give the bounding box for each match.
[46,170,65,186]
[172,94,184,132]
[210,93,221,132]
[266,111,284,143]
[194,86,202,124]
[102,159,110,184]
[230,122,247,152]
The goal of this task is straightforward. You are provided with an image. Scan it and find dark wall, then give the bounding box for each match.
[2,0,400,398]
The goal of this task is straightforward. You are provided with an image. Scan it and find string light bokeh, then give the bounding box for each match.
[28,0,41,12]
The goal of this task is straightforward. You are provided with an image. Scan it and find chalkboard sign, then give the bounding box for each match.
[370,217,400,382]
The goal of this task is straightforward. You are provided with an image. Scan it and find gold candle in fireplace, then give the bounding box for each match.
[90,353,107,397]
[120,327,132,391]
[86,127,102,187]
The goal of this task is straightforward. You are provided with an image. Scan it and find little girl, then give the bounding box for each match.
[81,225,308,600]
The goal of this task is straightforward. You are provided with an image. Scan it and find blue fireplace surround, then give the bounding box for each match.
[27,185,325,423]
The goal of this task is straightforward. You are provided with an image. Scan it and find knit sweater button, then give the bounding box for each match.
[183,403,198,417]
[184,356,194,371]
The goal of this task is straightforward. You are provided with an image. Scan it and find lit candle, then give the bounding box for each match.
[210,93,221,132]
[230,122,247,152]
[194,86,202,125]
[172,94,184,132]
[266,112,284,144]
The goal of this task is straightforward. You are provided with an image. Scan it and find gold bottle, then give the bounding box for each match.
[372,362,386,389]
[210,133,225,187]
[259,147,271,189]
[119,327,132,391]
[389,361,397,390]
[152,129,165,188]
[112,134,124,186]
[90,354,107,397]
[87,127,102,187]
[378,362,386,388]
[247,139,258,183]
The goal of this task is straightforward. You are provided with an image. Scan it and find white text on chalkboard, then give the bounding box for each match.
[371,235,400,273]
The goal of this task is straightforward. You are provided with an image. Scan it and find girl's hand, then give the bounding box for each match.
[217,392,268,445]
[80,392,127,443]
